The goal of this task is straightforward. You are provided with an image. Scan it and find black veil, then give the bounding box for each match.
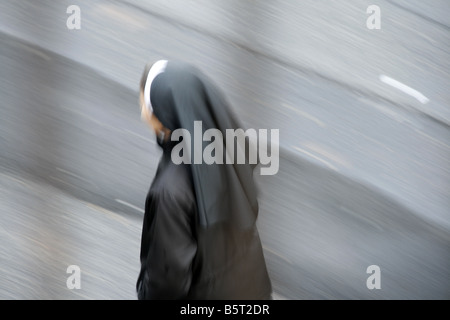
[144,60,259,230]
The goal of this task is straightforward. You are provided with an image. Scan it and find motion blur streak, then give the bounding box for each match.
[0,0,449,299]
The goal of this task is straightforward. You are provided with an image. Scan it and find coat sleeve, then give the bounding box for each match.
[138,187,197,300]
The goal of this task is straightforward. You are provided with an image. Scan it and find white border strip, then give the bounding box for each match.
[144,60,168,112]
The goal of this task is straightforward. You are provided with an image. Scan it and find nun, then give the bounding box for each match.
[136,60,272,300]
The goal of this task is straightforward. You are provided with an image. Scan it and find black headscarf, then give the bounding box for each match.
[142,60,259,230]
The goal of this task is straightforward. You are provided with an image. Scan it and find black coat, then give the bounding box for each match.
[136,60,272,300]
[136,151,272,300]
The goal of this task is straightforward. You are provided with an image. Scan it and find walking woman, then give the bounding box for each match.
[136,60,272,300]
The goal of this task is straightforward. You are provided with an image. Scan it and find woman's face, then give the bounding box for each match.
[140,90,171,140]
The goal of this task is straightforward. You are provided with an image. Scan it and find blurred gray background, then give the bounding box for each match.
[0,0,449,299]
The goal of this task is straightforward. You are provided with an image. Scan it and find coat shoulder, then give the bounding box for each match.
[150,163,195,207]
